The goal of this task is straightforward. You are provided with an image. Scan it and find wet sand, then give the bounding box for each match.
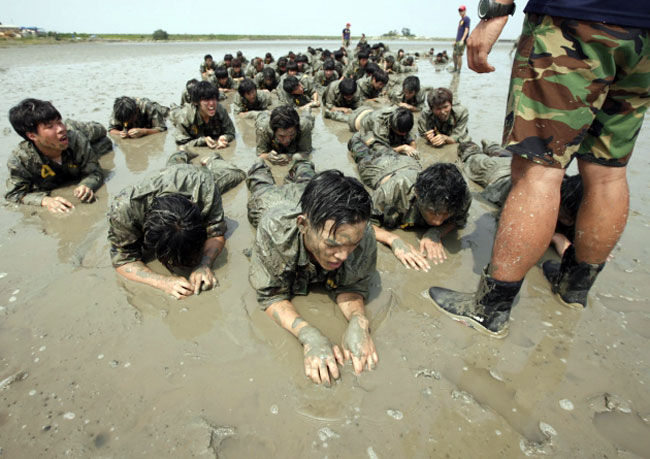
[0,40,649,458]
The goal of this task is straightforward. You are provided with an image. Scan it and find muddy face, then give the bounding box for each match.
[300,218,366,271]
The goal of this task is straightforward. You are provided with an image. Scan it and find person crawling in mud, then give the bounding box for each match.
[108,153,245,299]
[249,168,379,386]
[108,96,169,139]
[256,105,313,166]
[5,98,110,213]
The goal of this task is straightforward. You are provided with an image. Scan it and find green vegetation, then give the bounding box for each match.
[153,29,169,40]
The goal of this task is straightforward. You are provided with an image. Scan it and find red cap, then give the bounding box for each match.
[346,23,351,26]
[458,5,466,11]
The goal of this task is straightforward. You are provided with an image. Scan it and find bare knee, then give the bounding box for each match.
[510,155,565,190]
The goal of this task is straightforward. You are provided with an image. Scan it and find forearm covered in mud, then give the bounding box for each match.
[116,261,172,291]
[335,292,367,322]
[265,299,310,338]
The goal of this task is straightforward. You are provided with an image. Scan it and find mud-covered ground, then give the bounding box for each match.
[0,40,649,458]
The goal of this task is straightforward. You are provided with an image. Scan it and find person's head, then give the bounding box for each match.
[365,62,379,77]
[185,78,199,92]
[112,96,139,125]
[333,50,344,62]
[559,175,584,226]
[339,77,357,100]
[223,53,233,65]
[204,54,213,65]
[264,52,274,64]
[346,22,351,28]
[143,195,206,270]
[436,52,444,62]
[9,98,67,150]
[371,69,388,90]
[286,61,299,76]
[231,58,242,71]
[262,67,277,87]
[398,49,405,58]
[192,81,220,117]
[427,88,454,121]
[323,59,336,78]
[270,105,300,147]
[322,49,332,60]
[385,55,395,68]
[296,54,308,68]
[298,170,371,271]
[237,78,258,103]
[252,57,264,71]
[283,75,303,96]
[287,51,296,61]
[307,46,316,56]
[415,163,469,226]
[390,107,414,136]
[214,67,229,85]
[357,51,369,67]
[458,5,466,16]
[236,50,244,58]
[404,56,415,66]
[362,33,366,39]
[402,76,420,99]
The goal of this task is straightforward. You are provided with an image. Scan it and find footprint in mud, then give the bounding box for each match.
[590,393,650,457]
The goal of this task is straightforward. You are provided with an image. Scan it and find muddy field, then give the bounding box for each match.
[0,40,649,458]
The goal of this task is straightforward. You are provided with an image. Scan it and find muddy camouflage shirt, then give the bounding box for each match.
[5,130,103,206]
[107,164,226,267]
[108,97,168,132]
[358,106,415,149]
[417,104,470,143]
[249,203,377,309]
[233,90,273,114]
[170,103,235,147]
[324,80,361,110]
[255,112,314,155]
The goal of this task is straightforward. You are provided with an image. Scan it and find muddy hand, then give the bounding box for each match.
[342,314,378,374]
[390,238,430,272]
[298,325,343,386]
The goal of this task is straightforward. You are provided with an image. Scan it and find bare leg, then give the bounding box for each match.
[490,156,565,282]
[574,159,629,264]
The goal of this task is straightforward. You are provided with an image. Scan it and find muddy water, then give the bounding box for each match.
[0,40,649,458]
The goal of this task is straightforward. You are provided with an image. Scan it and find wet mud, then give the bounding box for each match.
[0,40,649,458]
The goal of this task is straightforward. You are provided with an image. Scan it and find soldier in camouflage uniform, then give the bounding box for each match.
[64,119,113,158]
[344,51,369,80]
[279,75,320,109]
[347,106,419,159]
[180,79,199,106]
[6,99,105,213]
[233,79,274,118]
[200,54,218,80]
[108,155,242,300]
[322,77,362,123]
[108,96,169,138]
[388,76,428,112]
[211,67,234,98]
[313,59,340,94]
[428,2,650,338]
[256,105,313,165]
[170,81,236,149]
[254,67,279,92]
[358,70,389,102]
[245,57,265,79]
[228,59,246,84]
[417,87,470,146]
[248,167,378,386]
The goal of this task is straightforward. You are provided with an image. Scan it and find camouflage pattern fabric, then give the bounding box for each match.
[108,97,169,132]
[166,151,245,195]
[5,130,103,206]
[255,111,314,155]
[233,90,273,115]
[349,106,415,149]
[504,14,650,168]
[64,119,113,157]
[388,87,427,110]
[254,72,279,91]
[358,76,383,100]
[169,103,236,146]
[417,103,470,143]
[313,69,340,92]
[278,77,316,107]
[458,141,512,207]
[323,79,361,118]
[107,163,226,267]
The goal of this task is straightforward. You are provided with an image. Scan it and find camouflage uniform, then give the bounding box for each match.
[228,67,245,80]
[458,141,512,207]
[169,103,236,147]
[200,60,217,75]
[108,97,169,133]
[278,77,317,107]
[348,106,415,150]
[107,163,229,267]
[344,62,366,80]
[254,71,279,92]
[245,159,315,228]
[504,14,650,168]
[388,87,427,110]
[323,80,361,122]
[64,119,113,157]
[249,202,377,309]
[5,130,103,206]
[313,69,340,93]
[166,151,245,195]
[417,103,470,143]
[255,111,314,156]
[351,146,471,237]
[233,90,273,115]
[180,88,192,106]
[358,76,383,101]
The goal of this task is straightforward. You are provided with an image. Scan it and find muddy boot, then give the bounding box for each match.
[324,110,349,123]
[542,245,605,310]
[481,139,511,158]
[348,133,372,163]
[457,141,482,162]
[285,158,316,184]
[427,268,523,338]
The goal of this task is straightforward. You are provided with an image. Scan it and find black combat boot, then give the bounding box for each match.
[427,267,523,338]
[542,245,605,309]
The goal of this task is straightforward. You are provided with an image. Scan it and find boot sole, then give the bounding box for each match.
[427,295,509,339]
[553,292,585,311]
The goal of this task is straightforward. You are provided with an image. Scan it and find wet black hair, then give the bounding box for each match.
[262,66,276,80]
[322,50,332,59]
[277,57,288,68]
[231,58,242,68]
[333,50,344,60]
[385,55,395,64]
[270,105,300,132]
[9,98,62,140]
[372,69,388,85]
[237,78,257,97]
[224,53,233,61]
[339,77,357,96]
[307,46,316,55]
[286,61,299,73]
[300,170,371,235]
[264,52,274,63]
[283,75,301,94]
[428,87,453,109]
[204,54,213,61]
[112,96,138,124]
[415,163,470,217]
[365,62,379,76]
[323,59,335,71]
[296,54,308,63]
[252,57,264,69]
[559,174,584,225]
[143,194,207,269]
[391,107,414,133]
[404,56,415,65]
[357,51,370,60]
[403,75,420,93]
[215,67,229,79]
[186,78,199,90]
[192,81,220,104]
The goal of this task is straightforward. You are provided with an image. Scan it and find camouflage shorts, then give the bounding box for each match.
[504,14,650,168]
[453,41,466,56]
